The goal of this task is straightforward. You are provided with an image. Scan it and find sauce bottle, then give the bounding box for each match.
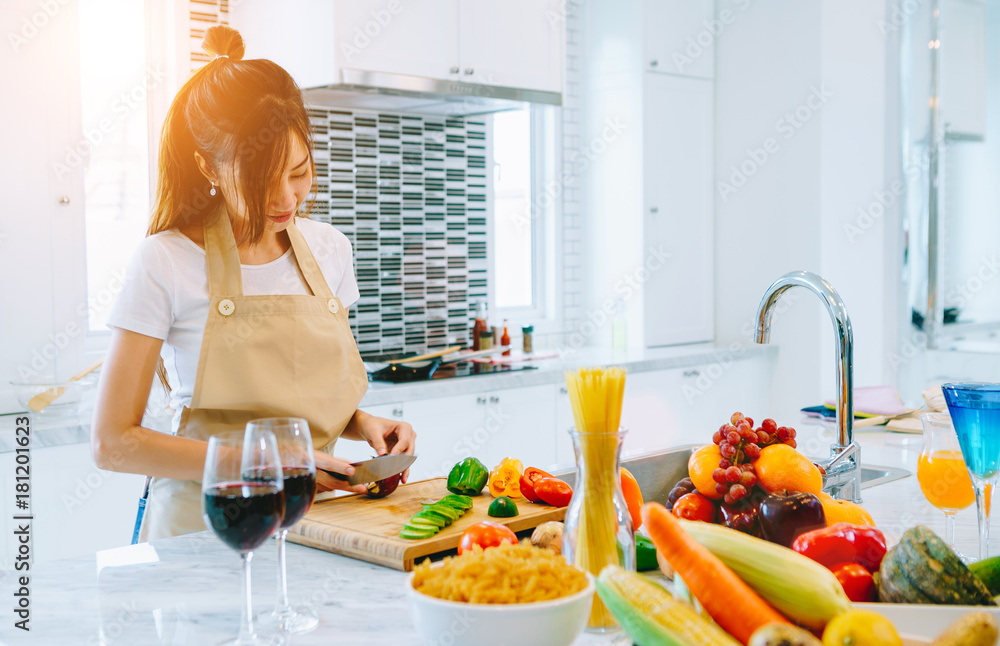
[501,319,511,356]
[472,301,488,350]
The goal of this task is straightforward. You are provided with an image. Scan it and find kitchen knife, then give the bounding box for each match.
[320,453,417,485]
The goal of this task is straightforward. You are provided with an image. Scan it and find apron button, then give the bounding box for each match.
[327,298,339,314]
[217,299,235,316]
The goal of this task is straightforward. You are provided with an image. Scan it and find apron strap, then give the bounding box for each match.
[286,220,335,298]
[203,209,244,296]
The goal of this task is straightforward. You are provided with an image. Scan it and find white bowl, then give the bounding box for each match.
[407,570,595,646]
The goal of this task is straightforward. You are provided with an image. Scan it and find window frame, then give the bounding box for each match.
[489,104,563,339]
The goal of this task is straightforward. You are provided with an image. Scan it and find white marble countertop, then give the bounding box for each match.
[0,343,774,454]
[4,423,998,645]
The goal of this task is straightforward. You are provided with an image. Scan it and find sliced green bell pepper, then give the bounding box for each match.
[446,457,489,496]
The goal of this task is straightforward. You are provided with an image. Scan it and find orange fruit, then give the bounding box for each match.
[818,492,875,526]
[688,444,724,500]
[755,444,823,495]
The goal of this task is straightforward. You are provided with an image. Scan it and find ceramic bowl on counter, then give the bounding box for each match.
[10,376,97,418]
[406,570,594,646]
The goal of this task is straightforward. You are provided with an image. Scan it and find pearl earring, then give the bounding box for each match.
[210,181,217,197]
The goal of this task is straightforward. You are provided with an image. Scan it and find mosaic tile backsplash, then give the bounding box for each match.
[305,109,489,356]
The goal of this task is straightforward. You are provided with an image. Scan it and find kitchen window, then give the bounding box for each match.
[491,106,557,328]
[79,0,152,332]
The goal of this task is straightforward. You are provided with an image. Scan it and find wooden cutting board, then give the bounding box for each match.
[286,477,566,571]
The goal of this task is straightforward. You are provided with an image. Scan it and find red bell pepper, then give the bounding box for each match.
[519,467,553,503]
[831,562,877,602]
[791,522,887,572]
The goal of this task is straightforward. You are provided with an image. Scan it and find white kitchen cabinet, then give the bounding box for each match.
[643,0,716,79]
[642,74,714,346]
[21,443,145,563]
[402,393,487,481]
[458,0,564,92]
[481,385,557,471]
[554,385,575,470]
[333,0,459,82]
[231,0,563,96]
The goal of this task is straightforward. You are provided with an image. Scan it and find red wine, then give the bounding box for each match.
[203,483,284,553]
[281,467,317,529]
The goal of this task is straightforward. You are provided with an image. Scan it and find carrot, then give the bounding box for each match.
[642,501,790,645]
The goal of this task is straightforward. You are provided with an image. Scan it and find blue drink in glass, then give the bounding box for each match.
[943,383,1000,561]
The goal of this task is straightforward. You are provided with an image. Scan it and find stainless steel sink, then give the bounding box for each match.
[555,445,910,504]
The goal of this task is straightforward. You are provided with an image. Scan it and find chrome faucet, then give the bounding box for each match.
[754,271,862,502]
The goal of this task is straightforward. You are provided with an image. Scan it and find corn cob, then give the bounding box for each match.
[596,564,741,646]
[679,520,850,630]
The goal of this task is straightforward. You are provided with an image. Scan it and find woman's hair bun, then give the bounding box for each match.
[202,25,245,61]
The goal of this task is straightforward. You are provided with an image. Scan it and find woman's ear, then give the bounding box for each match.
[193,151,216,183]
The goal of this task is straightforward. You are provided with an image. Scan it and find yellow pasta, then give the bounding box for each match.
[564,366,627,630]
[411,542,588,604]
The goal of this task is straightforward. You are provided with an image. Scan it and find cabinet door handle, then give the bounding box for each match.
[392,407,403,418]
[649,59,659,68]
[489,396,499,404]
[683,369,701,378]
[559,386,568,394]
[59,195,71,205]
[649,206,659,214]
[449,66,459,74]
[464,68,474,75]
[476,396,487,405]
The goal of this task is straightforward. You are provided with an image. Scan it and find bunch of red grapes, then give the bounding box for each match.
[711,412,797,505]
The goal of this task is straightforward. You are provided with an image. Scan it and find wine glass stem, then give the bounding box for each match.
[239,551,255,642]
[944,511,957,548]
[275,529,291,617]
[975,484,991,561]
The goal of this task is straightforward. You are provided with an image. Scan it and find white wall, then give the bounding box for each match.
[714,0,897,420]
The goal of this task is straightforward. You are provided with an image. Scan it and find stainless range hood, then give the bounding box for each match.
[302,69,562,117]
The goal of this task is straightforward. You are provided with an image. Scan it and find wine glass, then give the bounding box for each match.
[943,383,1000,561]
[917,413,977,559]
[250,418,320,634]
[203,429,286,646]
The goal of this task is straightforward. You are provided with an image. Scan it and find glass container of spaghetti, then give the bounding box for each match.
[561,368,635,633]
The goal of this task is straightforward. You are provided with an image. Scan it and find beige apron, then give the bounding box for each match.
[139,210,368,541]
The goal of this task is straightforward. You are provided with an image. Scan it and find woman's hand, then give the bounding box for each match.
[313,451,368,494]
[349,410,417,484]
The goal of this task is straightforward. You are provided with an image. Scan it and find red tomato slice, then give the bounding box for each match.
[457,521,518,555]
[519,467,553,503]
[534,477,573,507]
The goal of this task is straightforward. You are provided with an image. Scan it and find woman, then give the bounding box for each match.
[92,25,415,541]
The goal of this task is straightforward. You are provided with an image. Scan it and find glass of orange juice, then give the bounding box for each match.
[918,412,981,558]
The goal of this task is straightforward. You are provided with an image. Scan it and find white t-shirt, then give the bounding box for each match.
[107,218,360,432]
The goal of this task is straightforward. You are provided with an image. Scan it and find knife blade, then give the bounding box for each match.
[320,453,417,485]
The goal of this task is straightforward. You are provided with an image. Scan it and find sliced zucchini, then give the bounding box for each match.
[407,518,440,531]
[410,512,446,528]
[399,527,437,540]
